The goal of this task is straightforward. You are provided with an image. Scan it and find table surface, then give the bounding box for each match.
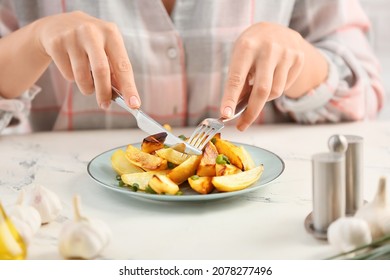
[1,121,389,260]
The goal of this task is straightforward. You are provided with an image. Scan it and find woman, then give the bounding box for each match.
[0,0,384,133]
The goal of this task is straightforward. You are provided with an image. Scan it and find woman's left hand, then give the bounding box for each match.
[221,22,327,130]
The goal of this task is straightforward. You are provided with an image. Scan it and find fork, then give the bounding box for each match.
[186,94,250,151]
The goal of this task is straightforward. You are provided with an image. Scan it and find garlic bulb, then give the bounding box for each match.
[29,185,62,224]
[7,190,41,244]
[355,177,390,239]
[58,195,111,259]
[327,217,372,253]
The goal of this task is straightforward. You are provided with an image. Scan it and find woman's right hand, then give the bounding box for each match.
[35,11,140,109]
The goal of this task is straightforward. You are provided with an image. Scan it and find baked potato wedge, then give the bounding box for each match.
[155,147,187,165]
[141,132,167,154]
[121,170,169,191]
[111,149,144,175]
[196,141,218,177]
[125,144,168,171]
[168,155,201,185]
[148,174,180,195]
[212,165,264,192]
[215,163,242,176]
[188,176,214,194]
[214,138,247,170]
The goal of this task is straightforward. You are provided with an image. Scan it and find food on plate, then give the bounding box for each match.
[167,155,202,185]
[155,147,188,165]
[188,175,213,194]
[214,137,254,171]
[125,144,168,171]
[110,132,264,195]
[121,170,169,191]
[111,149,144,175]
[196,142,218,177]
[148,174,180,195]
[141,132,167,154]
[212,165,264,192]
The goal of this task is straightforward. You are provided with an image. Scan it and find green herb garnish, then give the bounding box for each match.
[216,154,230,165]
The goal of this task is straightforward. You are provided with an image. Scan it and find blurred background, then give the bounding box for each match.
[361,0,390,119]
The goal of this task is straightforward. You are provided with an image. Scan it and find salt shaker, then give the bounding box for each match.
[311,152,346,235]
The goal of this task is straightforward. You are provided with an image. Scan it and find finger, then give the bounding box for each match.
[221,42,255,118]
[68,48,94,95]
[284,53,304,90]
[84,43,111,110]
[50,48,74,81]
[236,61,276,131]
[269,62,291,101]
[105,27,140,109]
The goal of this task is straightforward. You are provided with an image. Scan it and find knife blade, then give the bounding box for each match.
[111,86,201,155]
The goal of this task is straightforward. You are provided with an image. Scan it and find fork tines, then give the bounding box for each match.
[187,124,217,152]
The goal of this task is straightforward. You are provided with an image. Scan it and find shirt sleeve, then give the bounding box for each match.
[0,0,41,133]
[0,86,41,132]
[274,0,385,124]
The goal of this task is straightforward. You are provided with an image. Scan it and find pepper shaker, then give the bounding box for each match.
[329,134,364,215]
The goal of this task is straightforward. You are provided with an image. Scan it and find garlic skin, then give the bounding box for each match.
[30,185,62,224]
[58,195,111,259]
[327,217,372,253]
[354,177,390,239]
[7,190,42,244]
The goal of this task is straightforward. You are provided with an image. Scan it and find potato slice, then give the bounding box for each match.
[149,174,180,195]
[121,170,169,191]
[141,132,167,154]
[239,146,256,171]
[197,142,218,177]
[155,148,187,165]
[188,176,214,194]
[111,149,144,175]
[212,165,264,192]
[214,138,246,170]
[168,155,201,185]
[215,163,242,176]
[125,144,167,171]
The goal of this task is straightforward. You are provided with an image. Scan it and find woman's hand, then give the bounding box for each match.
[220,22,328,130]
[35,11,140,109]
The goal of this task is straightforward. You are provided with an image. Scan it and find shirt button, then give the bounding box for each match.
[167,47,178,59]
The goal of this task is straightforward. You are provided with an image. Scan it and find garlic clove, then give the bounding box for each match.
[354,177,389,240]
[9,217,35,244]
[327,217,372,253]
[6,190,42,244]
[58,195,111,260]
[8,206,41,242]
[29,185,62,224]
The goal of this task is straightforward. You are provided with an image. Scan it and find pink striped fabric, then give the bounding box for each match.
[0,0,385,133]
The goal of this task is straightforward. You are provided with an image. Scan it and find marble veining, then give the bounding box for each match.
[0,121,389,260]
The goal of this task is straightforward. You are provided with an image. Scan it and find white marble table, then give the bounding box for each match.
[1,121,389,260]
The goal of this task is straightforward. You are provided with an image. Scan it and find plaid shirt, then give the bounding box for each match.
[0,0,385,133]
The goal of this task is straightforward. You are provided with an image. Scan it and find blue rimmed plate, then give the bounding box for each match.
[87,143,284,202]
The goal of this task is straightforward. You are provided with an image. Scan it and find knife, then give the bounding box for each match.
[111,86,202,155]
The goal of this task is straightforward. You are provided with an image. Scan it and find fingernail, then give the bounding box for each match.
[100,101,111,110]
[223,106,233,118]
[130,96,140,108]
[237,120,248,131]
[237,124,248,131]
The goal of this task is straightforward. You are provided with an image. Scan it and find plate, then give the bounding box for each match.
[87,143,285,202]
